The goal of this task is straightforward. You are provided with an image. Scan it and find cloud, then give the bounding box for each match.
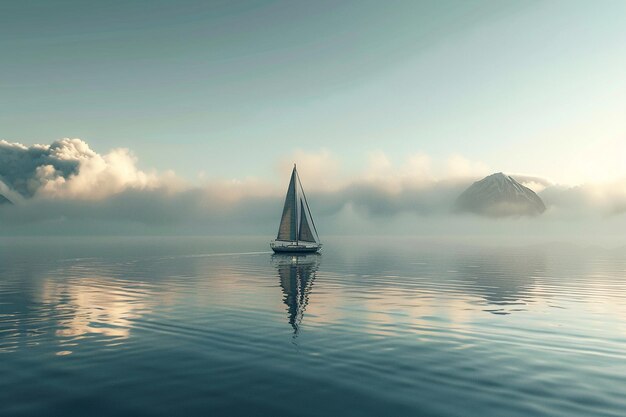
[0,138,178,200]
[336,179,467,217]
[0,139,79,198]
[277,149,341,191]
[363,151,436,191]
[540,179,626,217]
[3,138,626,236]
[509,174,552,193]
[444,154,490,179]
[0,141,478,234]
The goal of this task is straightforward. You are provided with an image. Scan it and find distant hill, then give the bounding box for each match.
[0,194,13,205]
[455,172,546,217]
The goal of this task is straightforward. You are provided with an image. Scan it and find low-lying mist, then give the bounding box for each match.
[2,138,626,245]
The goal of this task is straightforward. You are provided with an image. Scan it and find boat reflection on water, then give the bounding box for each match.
[272,254,320,336]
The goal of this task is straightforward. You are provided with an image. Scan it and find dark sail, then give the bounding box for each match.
[298,201,316,242]
[277,168,297,241]
[274,165,321,250]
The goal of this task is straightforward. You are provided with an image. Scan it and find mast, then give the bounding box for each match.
[294,164,298,246]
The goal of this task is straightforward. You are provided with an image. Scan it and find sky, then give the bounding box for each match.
[2,0,625,184]
[1,1,626,237]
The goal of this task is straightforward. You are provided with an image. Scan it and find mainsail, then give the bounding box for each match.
[276,165,320,244]
[277,169,297,241]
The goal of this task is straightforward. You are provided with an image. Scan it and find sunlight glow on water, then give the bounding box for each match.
[1,236,625,416]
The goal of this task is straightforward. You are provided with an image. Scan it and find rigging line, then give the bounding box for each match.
[296,169,320,242]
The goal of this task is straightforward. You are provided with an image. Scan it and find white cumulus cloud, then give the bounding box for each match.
[0,138,178,200]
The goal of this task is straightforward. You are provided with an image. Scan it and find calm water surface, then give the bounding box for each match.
[1,236,625,416]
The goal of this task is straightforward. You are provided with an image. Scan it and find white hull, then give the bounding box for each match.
[270,240,321,253]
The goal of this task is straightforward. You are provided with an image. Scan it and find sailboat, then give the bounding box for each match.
[270,164,322,253]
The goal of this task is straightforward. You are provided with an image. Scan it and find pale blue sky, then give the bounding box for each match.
[1,0,625,185]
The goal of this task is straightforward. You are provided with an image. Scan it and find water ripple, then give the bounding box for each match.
[1,237,626,416]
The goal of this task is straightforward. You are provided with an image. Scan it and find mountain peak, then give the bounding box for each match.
[455,173,546,217]
[486,172,510,180]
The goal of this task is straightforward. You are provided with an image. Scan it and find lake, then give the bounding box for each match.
[1,236,625,416]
